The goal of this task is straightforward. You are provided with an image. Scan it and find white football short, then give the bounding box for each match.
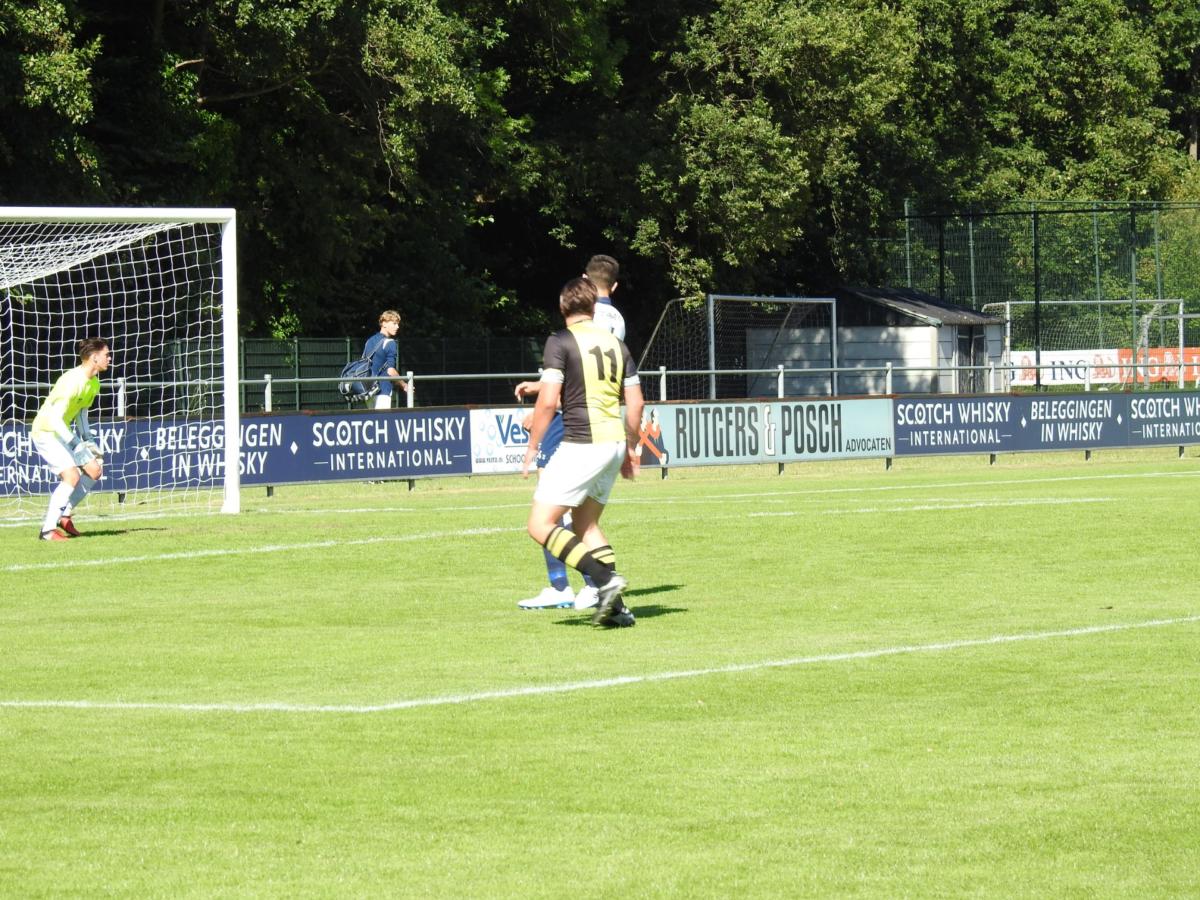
[534,440,626,508]
[32,432,94,474]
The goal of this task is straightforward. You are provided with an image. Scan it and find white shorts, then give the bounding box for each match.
[534,440,625,508]
[32,432,93,474]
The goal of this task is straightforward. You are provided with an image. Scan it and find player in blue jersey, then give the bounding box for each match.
[363,309,410,408]
[522,275,642,627]
[30,338,111,541]
[514,255,625,610]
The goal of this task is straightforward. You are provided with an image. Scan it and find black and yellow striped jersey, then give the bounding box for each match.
[541,320,640,443]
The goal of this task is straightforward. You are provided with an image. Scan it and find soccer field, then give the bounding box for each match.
[2,451,1198,897]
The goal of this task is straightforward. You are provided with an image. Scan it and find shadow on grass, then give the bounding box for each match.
[72,527,167,538]
[623,583,682,599]
[551,584,688,627]
[624,603,687,620]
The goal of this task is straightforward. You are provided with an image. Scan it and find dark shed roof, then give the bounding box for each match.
[836,286,1005,327]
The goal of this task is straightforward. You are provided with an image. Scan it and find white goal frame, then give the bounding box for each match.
[0,206,241,513]
[981,298,1184,358]
[640,294,839,399]
[706,294,840,397]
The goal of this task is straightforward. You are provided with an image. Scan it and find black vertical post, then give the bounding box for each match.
[1033,209,1041,390]
[1130,205,1138,390]
[937,215,946,301]
[293,337,300,409]
[484,335,491,405]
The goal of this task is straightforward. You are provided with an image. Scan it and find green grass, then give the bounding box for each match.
[2,450,1199,897]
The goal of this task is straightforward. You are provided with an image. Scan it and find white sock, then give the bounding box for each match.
[65,474,96,515]
[42,481,74,534]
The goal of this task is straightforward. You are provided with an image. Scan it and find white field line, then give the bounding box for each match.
[749,497,1113,517]
[0,505,429,528]
[1,526,525,573]
[2,466,1198,527]
[203,467,1200,515]
[1,615,1196,716]
[1,496,1111,573]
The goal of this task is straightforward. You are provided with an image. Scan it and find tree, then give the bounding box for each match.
[1,0,1198,346]
[624,0,921,297]
[1135,0,1200,159]
[0,0,102,201]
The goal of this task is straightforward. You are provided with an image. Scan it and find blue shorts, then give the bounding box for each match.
[536,413,565,468]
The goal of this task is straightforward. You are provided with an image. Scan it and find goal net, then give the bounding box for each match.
[638,295,837,400]
[981,298,1185,388]
[1135,309,1200,388]
[0,208,240,523]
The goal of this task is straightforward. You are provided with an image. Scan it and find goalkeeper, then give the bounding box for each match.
[30,338,111,541]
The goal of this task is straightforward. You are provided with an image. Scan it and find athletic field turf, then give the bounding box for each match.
[2,450,1198,897]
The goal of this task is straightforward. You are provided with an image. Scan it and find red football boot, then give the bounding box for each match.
[57,516,82,537]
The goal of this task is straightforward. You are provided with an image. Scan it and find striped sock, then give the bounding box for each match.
[590,544,616,581]
[542,526,611,586]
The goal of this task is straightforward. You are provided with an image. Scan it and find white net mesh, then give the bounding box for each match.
[980,299,1160,352]
[982,299,1186,389]
[1,216,230,522]
[639,296,836,400]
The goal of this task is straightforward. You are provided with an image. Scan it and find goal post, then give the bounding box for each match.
[0,207,240,516]
[639,295,839,401]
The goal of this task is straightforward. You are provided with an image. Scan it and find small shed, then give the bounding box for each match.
[834,286,1005,394]
[751,286,1005,396]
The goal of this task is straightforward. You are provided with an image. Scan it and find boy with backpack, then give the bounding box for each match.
[340,310,410,407]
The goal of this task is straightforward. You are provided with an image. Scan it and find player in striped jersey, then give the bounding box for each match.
[522,276,643,627]
[515,254,625,610]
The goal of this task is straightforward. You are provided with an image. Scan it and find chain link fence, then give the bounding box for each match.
[240,336,542,411]
[875,201,1200,391]
[880,201,1200,311]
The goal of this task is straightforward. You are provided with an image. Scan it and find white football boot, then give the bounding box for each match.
[573,585,600,610]
[518,586,575,610]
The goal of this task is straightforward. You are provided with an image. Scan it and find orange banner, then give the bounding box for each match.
[1011,348,1200,385]
[1117,348,1200,384]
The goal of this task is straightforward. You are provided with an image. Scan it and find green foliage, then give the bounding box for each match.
[627,0,921,298]
[0,0,101,197]
[1139,0,1200,151]
[1,1,1199,339]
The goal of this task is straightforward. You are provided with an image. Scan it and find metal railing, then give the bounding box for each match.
[6,359,1199,422]
[241,358,1200,409]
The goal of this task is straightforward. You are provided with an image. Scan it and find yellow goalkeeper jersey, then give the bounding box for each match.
[31,366,100,439]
